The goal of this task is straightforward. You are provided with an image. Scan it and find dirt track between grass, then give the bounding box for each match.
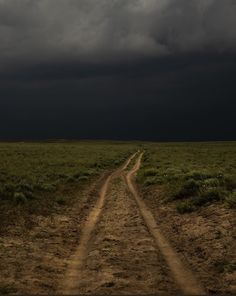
[62,152,137,294]
[62,152,204,295]
[1,151,235,294]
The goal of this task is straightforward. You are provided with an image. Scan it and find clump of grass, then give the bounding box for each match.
[114,159,121,165]
[68,171,94,182]
[143,168,159,177]
[172,179,201,200]
[225,191,236,208]
[176,187,225,213]
[197,188,224,204]
[37,183,56,192]
[203,178,220,188]
[176,200,196,214]
[78,175,89,182]
[143,177,158,186]
[90,161,102,169]
[137,167,163,186]
[185,171,213,181]
[66,176,76,183]
[14,192,27,204]
[17,182,33,192]
[164,168,184,181]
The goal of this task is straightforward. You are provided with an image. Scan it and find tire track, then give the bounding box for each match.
[65,156,178,294]
[62,152,137,294]
[126,152,205,295]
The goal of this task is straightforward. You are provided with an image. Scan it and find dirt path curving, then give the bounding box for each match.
[62,152,137,294]
[126,153,205,295]
[62,152,205,295]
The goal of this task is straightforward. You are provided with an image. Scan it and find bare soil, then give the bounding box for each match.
[63,169,179,294]
[0,152,234,295]
[0,172,110,294]
[140,186,236,294]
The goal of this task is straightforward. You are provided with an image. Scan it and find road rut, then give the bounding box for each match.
[127,153,205,295]
[63,153,137,294]
[62,152,204,295]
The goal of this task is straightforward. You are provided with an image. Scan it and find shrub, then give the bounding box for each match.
[66,176,76,183]
[143,168,159,177]
[176,200,196,214]
[198,188,224,203]
[165,168,183,176]
[39,183,56,191]
[166,172,184,181]
[14,192,27,204]
[203,178,220,188]
[225,191,236,208]
[173,179,201,200]
[81,170,94,176]
[143,175,165,186]
[78,175,89,182]
[143,177,156,186]
[187,188,223,209]
[185,171,213,181]
[114,159,120,165]
[17,182,33,192]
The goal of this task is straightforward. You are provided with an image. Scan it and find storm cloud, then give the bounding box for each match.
[1,0,236,66]
[0,0,236,140]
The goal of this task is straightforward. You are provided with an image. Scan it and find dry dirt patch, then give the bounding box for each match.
[0,173,108,294]
[141,187,236,294]
[68,176,178,294]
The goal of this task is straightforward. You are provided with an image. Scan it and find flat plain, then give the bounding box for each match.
[0,141,235,294]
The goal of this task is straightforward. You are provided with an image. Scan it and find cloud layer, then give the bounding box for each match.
[1,0,236,68]
[0,0,236,140]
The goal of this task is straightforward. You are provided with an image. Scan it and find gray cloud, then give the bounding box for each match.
[0,1,236,141]
[0,0,236,70]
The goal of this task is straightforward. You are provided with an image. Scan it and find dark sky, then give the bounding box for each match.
[0,0,236,141]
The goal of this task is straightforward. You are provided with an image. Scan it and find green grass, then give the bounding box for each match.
[1,141,235,220]
[0,141,137,214]
[137,142,236,213]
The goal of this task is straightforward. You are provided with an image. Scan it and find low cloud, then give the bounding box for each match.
[0,0,236,70]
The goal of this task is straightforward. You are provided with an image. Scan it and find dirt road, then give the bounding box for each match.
[62,152,204,295]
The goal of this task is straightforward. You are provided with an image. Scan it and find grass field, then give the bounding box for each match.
[1,141,235,219]
[138,142,236,213]
[0,141,138,230]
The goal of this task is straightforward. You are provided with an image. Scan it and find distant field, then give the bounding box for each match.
[1,141,236,217]
[0,141,137,210]
[138,142,236,212]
